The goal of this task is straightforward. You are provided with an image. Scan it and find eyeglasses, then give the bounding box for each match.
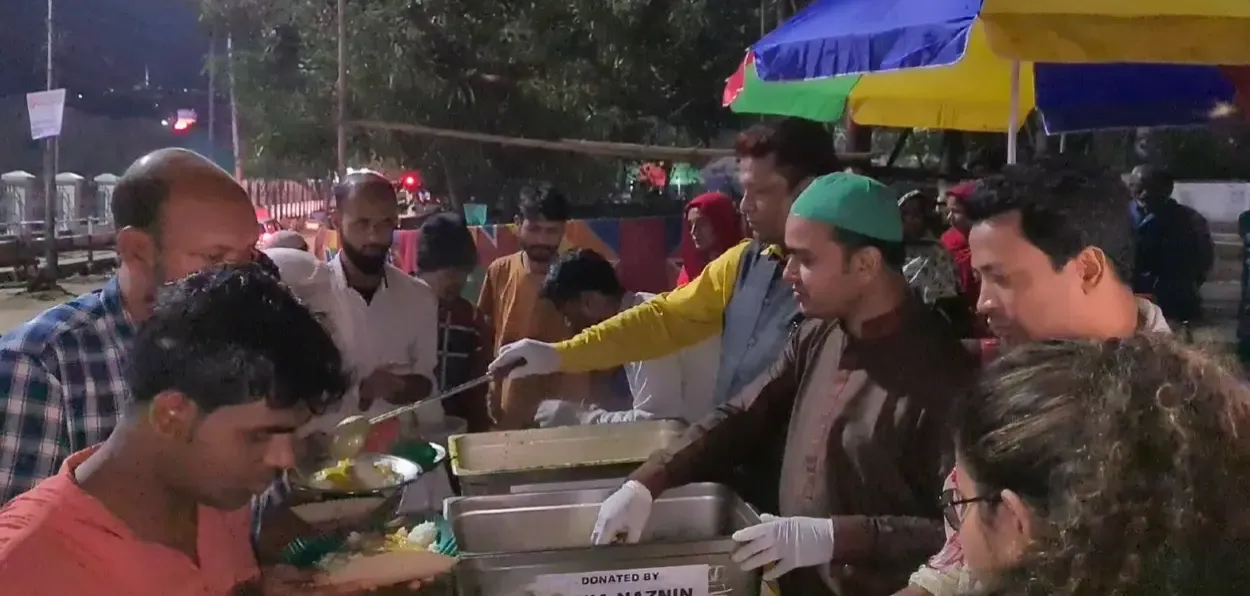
[940,488,1001,529]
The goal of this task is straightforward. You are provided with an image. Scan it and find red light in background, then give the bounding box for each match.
[169,108,197,134]
[399,171,422,190]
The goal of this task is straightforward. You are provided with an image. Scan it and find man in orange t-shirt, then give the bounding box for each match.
[0,267,415,595]
[478,185,590,429]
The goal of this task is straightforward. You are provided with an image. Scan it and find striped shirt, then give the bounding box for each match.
[0,278,134,502]
[433,296,492,432]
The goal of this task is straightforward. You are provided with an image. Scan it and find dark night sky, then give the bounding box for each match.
[0,0,207,98]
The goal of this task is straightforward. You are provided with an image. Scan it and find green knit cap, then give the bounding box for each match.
[789,172,903,242]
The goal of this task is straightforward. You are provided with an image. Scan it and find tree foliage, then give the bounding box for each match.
[200,0,764,203]
[200,0,1249,199]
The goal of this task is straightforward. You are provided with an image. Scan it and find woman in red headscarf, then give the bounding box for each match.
[676,192,744,287]
[940,181,991,337]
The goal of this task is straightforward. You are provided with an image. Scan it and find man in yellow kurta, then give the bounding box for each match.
[489,117,839,411]
[490,119,841,511]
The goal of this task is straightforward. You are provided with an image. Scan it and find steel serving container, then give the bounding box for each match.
[444,482,762,596]
[447,419,686,495]
[287,449,442,503]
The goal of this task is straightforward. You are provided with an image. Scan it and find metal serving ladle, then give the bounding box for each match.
[327,359,524,461]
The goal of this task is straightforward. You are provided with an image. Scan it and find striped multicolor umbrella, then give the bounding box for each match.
[752,0,1250,84]
[724,37,1250,134]
[726,0,1250,135]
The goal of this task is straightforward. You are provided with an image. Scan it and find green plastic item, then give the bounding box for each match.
[391,440,444,472]
[280,533,347,568]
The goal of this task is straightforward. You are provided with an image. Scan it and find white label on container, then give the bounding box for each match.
[530,564,710,596]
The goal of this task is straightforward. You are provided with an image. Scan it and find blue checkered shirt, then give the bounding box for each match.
[0,278,134,502]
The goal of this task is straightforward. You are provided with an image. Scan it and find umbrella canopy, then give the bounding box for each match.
[752,0,1250,84]
[727,24,1250,133]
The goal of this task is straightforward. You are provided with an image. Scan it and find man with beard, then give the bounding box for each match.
[489,119,839,509]
[0,148,261,502]
[477,185,584,429]
[589,173,976,596]
[328,172,436,448]
[897,161,1170,596]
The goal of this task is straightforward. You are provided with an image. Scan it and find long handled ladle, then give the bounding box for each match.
[328,359,524,461]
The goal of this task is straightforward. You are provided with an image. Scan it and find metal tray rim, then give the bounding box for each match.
[447,421,685,477]
[450,454,652,477]
[454,535,740,560]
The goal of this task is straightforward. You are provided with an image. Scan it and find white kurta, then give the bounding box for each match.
[328,257,454,513]
[535,292,721,426]
[322,257,440,428]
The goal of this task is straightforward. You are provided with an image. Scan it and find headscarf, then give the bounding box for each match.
[676,192,743,286]
[939,181,985,333]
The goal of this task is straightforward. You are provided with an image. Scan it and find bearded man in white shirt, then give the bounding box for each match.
[325,172,439,448]
[533,248,719,427]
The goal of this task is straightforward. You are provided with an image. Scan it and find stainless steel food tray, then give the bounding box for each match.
[448,419,686,495]
[445,483,761,596]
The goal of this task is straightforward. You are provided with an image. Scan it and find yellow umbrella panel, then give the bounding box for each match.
[728,24,1035,132]
[980,0,1250,64]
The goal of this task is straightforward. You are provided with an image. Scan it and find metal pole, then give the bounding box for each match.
[207,34,216,155]
[336,0,347,177]
[227,33,242,179]
[42,0,58,279]
[1006,61,1020,165]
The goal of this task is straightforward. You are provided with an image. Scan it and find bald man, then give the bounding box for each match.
[261,230,310,252]
[327,172,436,449]
[0,148,261,500]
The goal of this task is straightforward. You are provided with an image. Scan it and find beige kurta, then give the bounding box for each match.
[631,298,978,596]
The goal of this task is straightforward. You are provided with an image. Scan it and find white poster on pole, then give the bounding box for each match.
[26,88,67,140]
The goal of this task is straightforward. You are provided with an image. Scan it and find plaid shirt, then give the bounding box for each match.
[0,278,134,502]
[434,296,493,432]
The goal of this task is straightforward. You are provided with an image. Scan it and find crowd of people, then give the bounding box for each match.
[489,119,1242,596]
[0,115,1238,595]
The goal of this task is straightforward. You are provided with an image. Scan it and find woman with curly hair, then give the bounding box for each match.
[950,334,1250,595]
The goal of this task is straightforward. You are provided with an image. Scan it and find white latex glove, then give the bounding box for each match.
[730,514,836,581]
[590,480,653,545]
[533,399,588,428]
[489,339,560,380]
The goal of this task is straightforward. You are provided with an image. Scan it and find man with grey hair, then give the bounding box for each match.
[0,148,261,501]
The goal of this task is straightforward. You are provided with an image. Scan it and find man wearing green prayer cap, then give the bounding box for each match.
[599,172,978,596]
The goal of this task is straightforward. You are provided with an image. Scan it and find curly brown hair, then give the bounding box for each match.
[955,334,1250,596]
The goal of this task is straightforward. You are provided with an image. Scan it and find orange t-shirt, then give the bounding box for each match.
[0,448,260,596]
[478,252,590,428]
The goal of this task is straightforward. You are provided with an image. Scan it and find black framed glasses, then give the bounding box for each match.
[940,488,1001,529]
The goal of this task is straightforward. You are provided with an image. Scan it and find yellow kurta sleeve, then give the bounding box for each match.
[555,240,752,372]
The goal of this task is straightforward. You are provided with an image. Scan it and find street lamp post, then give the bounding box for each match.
[41,0,58,281]
[336,0,346,177]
